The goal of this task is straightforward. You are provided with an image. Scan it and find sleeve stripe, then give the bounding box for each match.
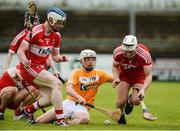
[31,24,43,38]
[113,59,119,64]
[22,40,30,45]
[32,24,42,34]
[53,47,60,51]
[32,29,43,38]
[113,52,123,60]
[144,64,152,67]
[11,30,26,46]
[113,46,123,62]
[136,47,152,64]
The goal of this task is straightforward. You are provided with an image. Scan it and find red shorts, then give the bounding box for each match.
[19,64,45,85]
[0,71,16,91]
[120,70,145,85]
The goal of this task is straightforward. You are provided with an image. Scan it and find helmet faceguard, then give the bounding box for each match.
[47,7,66,32]
[80,49,96,71]
[24,12,39,30]
[122,35,137,58]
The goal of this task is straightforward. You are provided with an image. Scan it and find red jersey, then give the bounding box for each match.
[0,71,16,90]
[113,44,152,85]
[0,68,28,90]
[9,29,28,53]
[23,23,61,65]
[113,44,152,72]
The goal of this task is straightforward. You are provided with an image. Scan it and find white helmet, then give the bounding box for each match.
[122,35,137,51]
[80,49,96,71]
[80,49,96,60]
[47,7,66,25]
[47,7,66,32]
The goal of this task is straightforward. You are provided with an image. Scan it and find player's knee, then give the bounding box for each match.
[116,100,126,108]
[28,86,36,92]
[31,88,40,96]
[4,89,17,98]
[50,79,62,89]
[132,97,140,105]
[36,118,43,124]
[79,116,89,124]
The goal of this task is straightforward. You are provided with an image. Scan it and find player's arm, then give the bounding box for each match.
[138,65,152,97]
[66,83,86,105]
[17,40,31,68]
[106,74,113,83]
[47,54,59,73]
[2,52,13,72]
[143,65,153,91]
[112,62,121,87]
[101,71,113,83]
[51,48,68,63]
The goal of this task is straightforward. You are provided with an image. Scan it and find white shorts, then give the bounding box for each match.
[63,99,88,119]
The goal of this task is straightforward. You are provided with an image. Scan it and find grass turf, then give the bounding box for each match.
[1,81,180,130]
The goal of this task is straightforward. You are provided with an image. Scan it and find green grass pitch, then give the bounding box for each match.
[1,81,180,130]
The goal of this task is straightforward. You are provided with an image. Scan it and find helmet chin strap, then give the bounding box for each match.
[47,18,56,32]
[83,66,94,71]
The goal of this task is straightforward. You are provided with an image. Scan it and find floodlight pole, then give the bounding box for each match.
[129,9,136,35]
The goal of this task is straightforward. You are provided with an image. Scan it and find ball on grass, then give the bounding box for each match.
[104,119,111,125]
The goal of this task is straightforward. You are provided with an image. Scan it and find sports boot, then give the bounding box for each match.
[125,94,134,115]
[21,108,35,123]
[55,119,69,126]
[118,114,127,125]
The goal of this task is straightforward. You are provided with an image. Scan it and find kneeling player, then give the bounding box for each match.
[0,67,40,120]
[35,49,113,125]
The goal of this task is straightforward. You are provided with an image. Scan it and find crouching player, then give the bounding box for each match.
[112,35,153,124]
[0,67,40,120]
[35,49,113,125]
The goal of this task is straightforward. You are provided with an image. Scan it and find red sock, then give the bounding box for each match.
[14,108,22,116]
[24,105,37,114]
[24,101,41,114]
[55,109,64,122]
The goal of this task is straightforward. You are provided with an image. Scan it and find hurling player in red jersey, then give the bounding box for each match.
[0,67,40,120]
[17,7,69,126]
[2,12,39,72]
[1,12,41,120]
[112,35,153,124]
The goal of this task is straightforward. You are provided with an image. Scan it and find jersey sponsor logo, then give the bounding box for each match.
[80,83,98,91]
[79,76,99,91]
[79,76,99,83]
[80,84,89,91]
[30,44,52,57]
[122,63,137,70]
[38,48,51,55]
